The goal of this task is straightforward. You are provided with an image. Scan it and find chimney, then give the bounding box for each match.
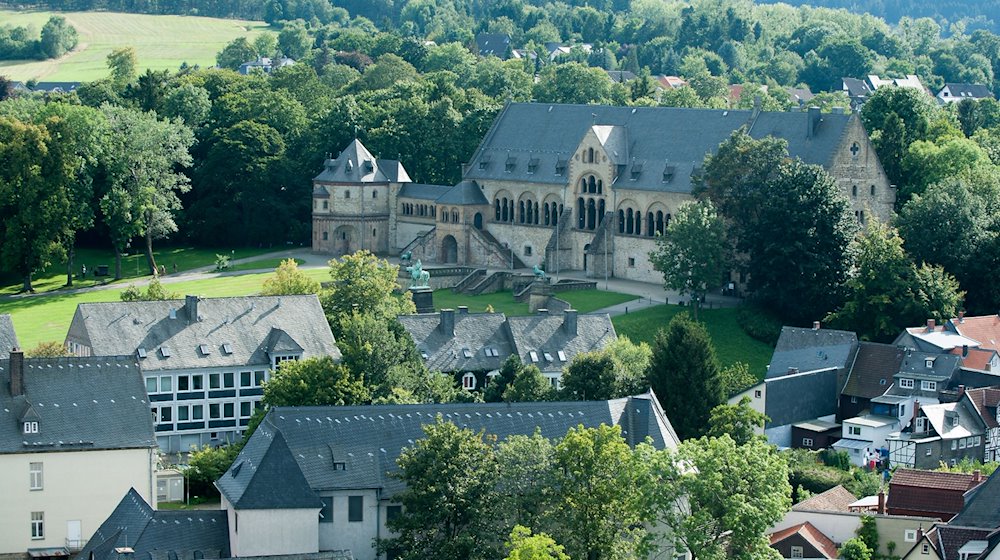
[962,345,969,358]
[9,347,24,397]
[973,470,982,483]
[186,295,200,323]
[926,318,936,331]
[439,309,455,337]
[877,490,886,514]
[958,385,966,398]
[917,527,924,541]
[958,310,965,323]
[806,106,820,138]
[813,321,821,330]
[457,306,469,315]
[563,309,578,335]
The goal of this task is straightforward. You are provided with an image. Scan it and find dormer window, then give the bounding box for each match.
[505,155,517,172]
[23,421,39,434]
[527,157,539,174]
[479,154,491,170]
[555,159,567,176]
[925,358,934,368]
[662,165,675,183]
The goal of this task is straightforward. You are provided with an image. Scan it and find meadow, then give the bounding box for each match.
[0,10,269,81]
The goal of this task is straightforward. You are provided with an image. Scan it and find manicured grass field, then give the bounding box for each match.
[0,246,277,295]
[612,304,774,377]
[432,289,637,316]
[225,257,304,272]
[0,10,270,81]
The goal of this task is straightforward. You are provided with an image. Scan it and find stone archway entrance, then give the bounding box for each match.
[441,235,458,263]
[333,225,358,255]
[474,212,483,230]
[583,243,590,271]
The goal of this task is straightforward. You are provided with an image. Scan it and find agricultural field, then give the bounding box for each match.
[0,10,269,81]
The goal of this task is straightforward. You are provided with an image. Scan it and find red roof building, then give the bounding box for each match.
[887,469,986,521]
[769,522,839,559]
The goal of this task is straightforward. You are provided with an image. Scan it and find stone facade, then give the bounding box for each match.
[313,104,894,284]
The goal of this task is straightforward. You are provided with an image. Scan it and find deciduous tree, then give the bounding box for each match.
[504,526,569,560]
[263,355,369,407]
[707,396,768,445]
[560,351,617,401]
[261,259,320,295]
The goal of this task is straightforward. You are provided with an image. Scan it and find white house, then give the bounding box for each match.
[64,295,340,453]
[0,350,157,558]
[834,396,910,467]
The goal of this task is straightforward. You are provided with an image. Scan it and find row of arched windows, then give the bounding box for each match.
[495,197,563,227]
[579,175,603,195]
[440,207,461,223]
[618,209,670,236]
[402,202,436,218]
[577,197,607,230]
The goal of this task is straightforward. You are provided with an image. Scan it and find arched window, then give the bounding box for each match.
[597,179,603,194]
[534,201,540,224]
[441,211,448,223]
[852,185,858,197]
[452,210,459,223]
[579,178,587,193]
[656,211,665,235]
[598,199,605,223]
[509,200,515,222]
[495,200,501,221]
[647,213,655,236]
[462,372,476,390]
[618,210,625,233]
[502,198,509,222]
[870,184,876,196]
[634,209,641,236]
[518,200,525,224]
[626,209,634,234]
[544,203,550,226]
[587,198,597,230]
[587,147,594,163]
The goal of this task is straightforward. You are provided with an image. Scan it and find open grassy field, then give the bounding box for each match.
[0,10,269,81]
[431,289,637,316]
[612,304,775,377]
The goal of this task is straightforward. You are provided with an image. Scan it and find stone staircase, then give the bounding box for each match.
[472,227,527,269]
[452,268,487,293]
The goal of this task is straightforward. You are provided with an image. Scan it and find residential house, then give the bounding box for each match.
[605,70,637,83]
[886,469,986,521]
[951,347,999,373]
[787,86,815,107]
[474,33,512,58]
[921,468,1000,560]
[887,399,987,469]
[842,75,929,108]
[544,42,592,60]
[0,314,19,358]
[978,530,1000,560]
[769,522,839,559]
[793,485,858,513]
[835,408,905,467]
[937,83,994,104]
[900,529,941,560]
[214,394,680,559]
[75,488,229,560]
[791,418,841,451]
[657,75,688,89]
[761,325,859,447]
[238,56,294,75]
[31,82,80,93]
[0,350,157,558]
[964,388,1000,462]
[64,295,340,453]
[839,342,905,420]
[397,308,615,390]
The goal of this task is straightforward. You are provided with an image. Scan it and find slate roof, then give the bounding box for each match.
[313,139,411,184]
[965,388,1000,429]
[218,393,680,504]
[843,77,873,98]
[435,180,490,205]
[33,81,80,92]
[897,351,961,381]
[475,33,511,57]
[75,488,229,560]
[949,315,1000,352]
[765,367,840,428]
[934,525,993,560]
[0,355,156,454]
[216,430,322,509]
[940,83,993,99]
[398,182,452,201]
[505,312,616,373]
[605,70,637,82]
[0,314,19,359]
[767,326,858,380]
[792,485,858,512]
[769,522,839,559]
[65,295,340,372]
[843,342,905,399]
[950,467,1000,529]
[462,103,855,193]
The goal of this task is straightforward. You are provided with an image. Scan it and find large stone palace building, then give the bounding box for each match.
[313,102,894,283]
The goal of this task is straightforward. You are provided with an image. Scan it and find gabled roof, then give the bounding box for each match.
[843,77,873,98]
[505,312,617,373]
[891,468,983,493]
[398,182,452,201]
[0,355,156,454]
[0,314,19,359]
[897,350,961,381]
[462,103,856,193]
[75,488,229,560]
[435,180,490,205]
[843,342,905,399]
[769,522,839,559]
[65,295,339,372]
[939,83,993,99]
[475,33,511,57]
[216,430,321,510]
[219,394,679,501]
[888,469,984,520]
[765,367,840,428]
[949,315,1000,352]
[950,467,1000,529]
[265,327,304,354]
[965,388,1000,429]
[920,401,985,440]
[898,323,980,353]
[767,326,858,380]
[934,525,993,560]
[792,485,858,512]
[398,310,514,373]
[952,347,996,371]
[313,139,412,184]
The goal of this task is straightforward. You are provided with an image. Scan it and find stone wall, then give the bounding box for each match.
[827,115,896,223]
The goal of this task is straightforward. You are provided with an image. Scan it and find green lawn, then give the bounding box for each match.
[431,289,637,316]
[0,10,270,81]
[225,257,304,272]
[0,246,277,296]
[612,304,775,377]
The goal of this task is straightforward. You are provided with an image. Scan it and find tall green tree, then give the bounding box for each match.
[647,313,723,440]
[337,311,423,391]
[39,16,78,59]
[381,418,502,560]
[261,258,321,295]
[650,200,730,321]
[503,365,554,402]
[495,431,554,528]
[321,250,415,330]
[861,86,939,189]
[560,351,617,401]
[262,355,370,407]
[504,526,569,560]
[707,396,768,446]
[107,46,138,86]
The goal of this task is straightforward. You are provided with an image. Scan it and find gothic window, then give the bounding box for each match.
[626,209,634,234]
[578,198,586,229]
[545,203,551,226]
[618,210,625,233]
[633,209,641,235]
[597,179,603,194]
[502,198,509,222]
[495,200,501,221]
[452,210,459,223]
[533,201,540,224]
[656,211,665,235]
[870,184,876,196]
[587,147,594,163]
[852,185,858,197]
[588,176,597,194]
[518,200,525,224]
[587,198,597,230]
[647,213,655,236]
[598,199,605,222]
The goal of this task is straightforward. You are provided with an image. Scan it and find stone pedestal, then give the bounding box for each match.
[528,279,553,313]
[410,287,434,314]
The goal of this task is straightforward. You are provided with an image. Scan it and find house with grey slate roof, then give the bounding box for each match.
[397,308,615,390]
[64,294,340,453]
[0,350,157,558]
[313,102,893,284]
[214,393,679,559]
[0,313,19,359]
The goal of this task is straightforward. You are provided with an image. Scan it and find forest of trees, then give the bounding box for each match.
[0,16,78,60]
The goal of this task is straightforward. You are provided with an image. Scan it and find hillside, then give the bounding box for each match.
[755,0,1000,34]
[0,10,269,81]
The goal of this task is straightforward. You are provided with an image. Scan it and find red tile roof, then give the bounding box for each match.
[951,315,1000,352]
[966,388,1000,429]
[792,485,858,512]
[950,346,995,371]
[770,522,839,559]
[888,469,985,520]
[891,469,982,492]
[935,525,992,560]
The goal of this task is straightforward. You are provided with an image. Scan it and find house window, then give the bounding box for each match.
[348,496,364,522]
[802,438,814,447]
[319,498,333,523]
[790,546,804,558]
[628,257,636,267]
[974,436,981,446]
[29,462,42,491]
[177,406,189,421]
[849,426,862,436]
[905,530,917,542]
[345,190,351,199]
[255,370,267,385]
[224,403,235,419]
[224,372,234,388]
[372,189,378,199]
[322,232,328,241]
[755,390,762,399]
[322,200,328,210]
[921,380,936,391]
[210,404,221,419]
[210,373,221,389]
[851,396,858,403]
[23,421,39,434]
[146,377,158,393]
[852,185,858,197]
[192,374,204,390]
[241,401,252,418]
[240,371,252,387]
[899,378,914,389]
[926,447,932,456]
[916,418,926,432]
[462,373,476,390]
[870,185,876,196]
[31,512,43,539]
[523,246,532,257]
[160,376,172,392]
[922,543,930,554]
[952,440,958,450]
[178,375,189,391]
[192,405,204,420]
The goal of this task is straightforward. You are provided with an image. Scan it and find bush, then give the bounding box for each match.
[820,449,852,471]
[214,253,231,271]
[736,304,783,345]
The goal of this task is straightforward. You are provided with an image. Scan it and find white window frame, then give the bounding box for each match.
[921,380,937,391]
[802,438,814,447]
[159,376,172,392]
[905,529,917,542]
[29,462,43,491]
[145,376,158,393]
[31,512,43,539]
[23,421,39,434]
[899,378,915,389]
[849,425,862,436]
[462,373,476,390]
[790,545,804,558]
